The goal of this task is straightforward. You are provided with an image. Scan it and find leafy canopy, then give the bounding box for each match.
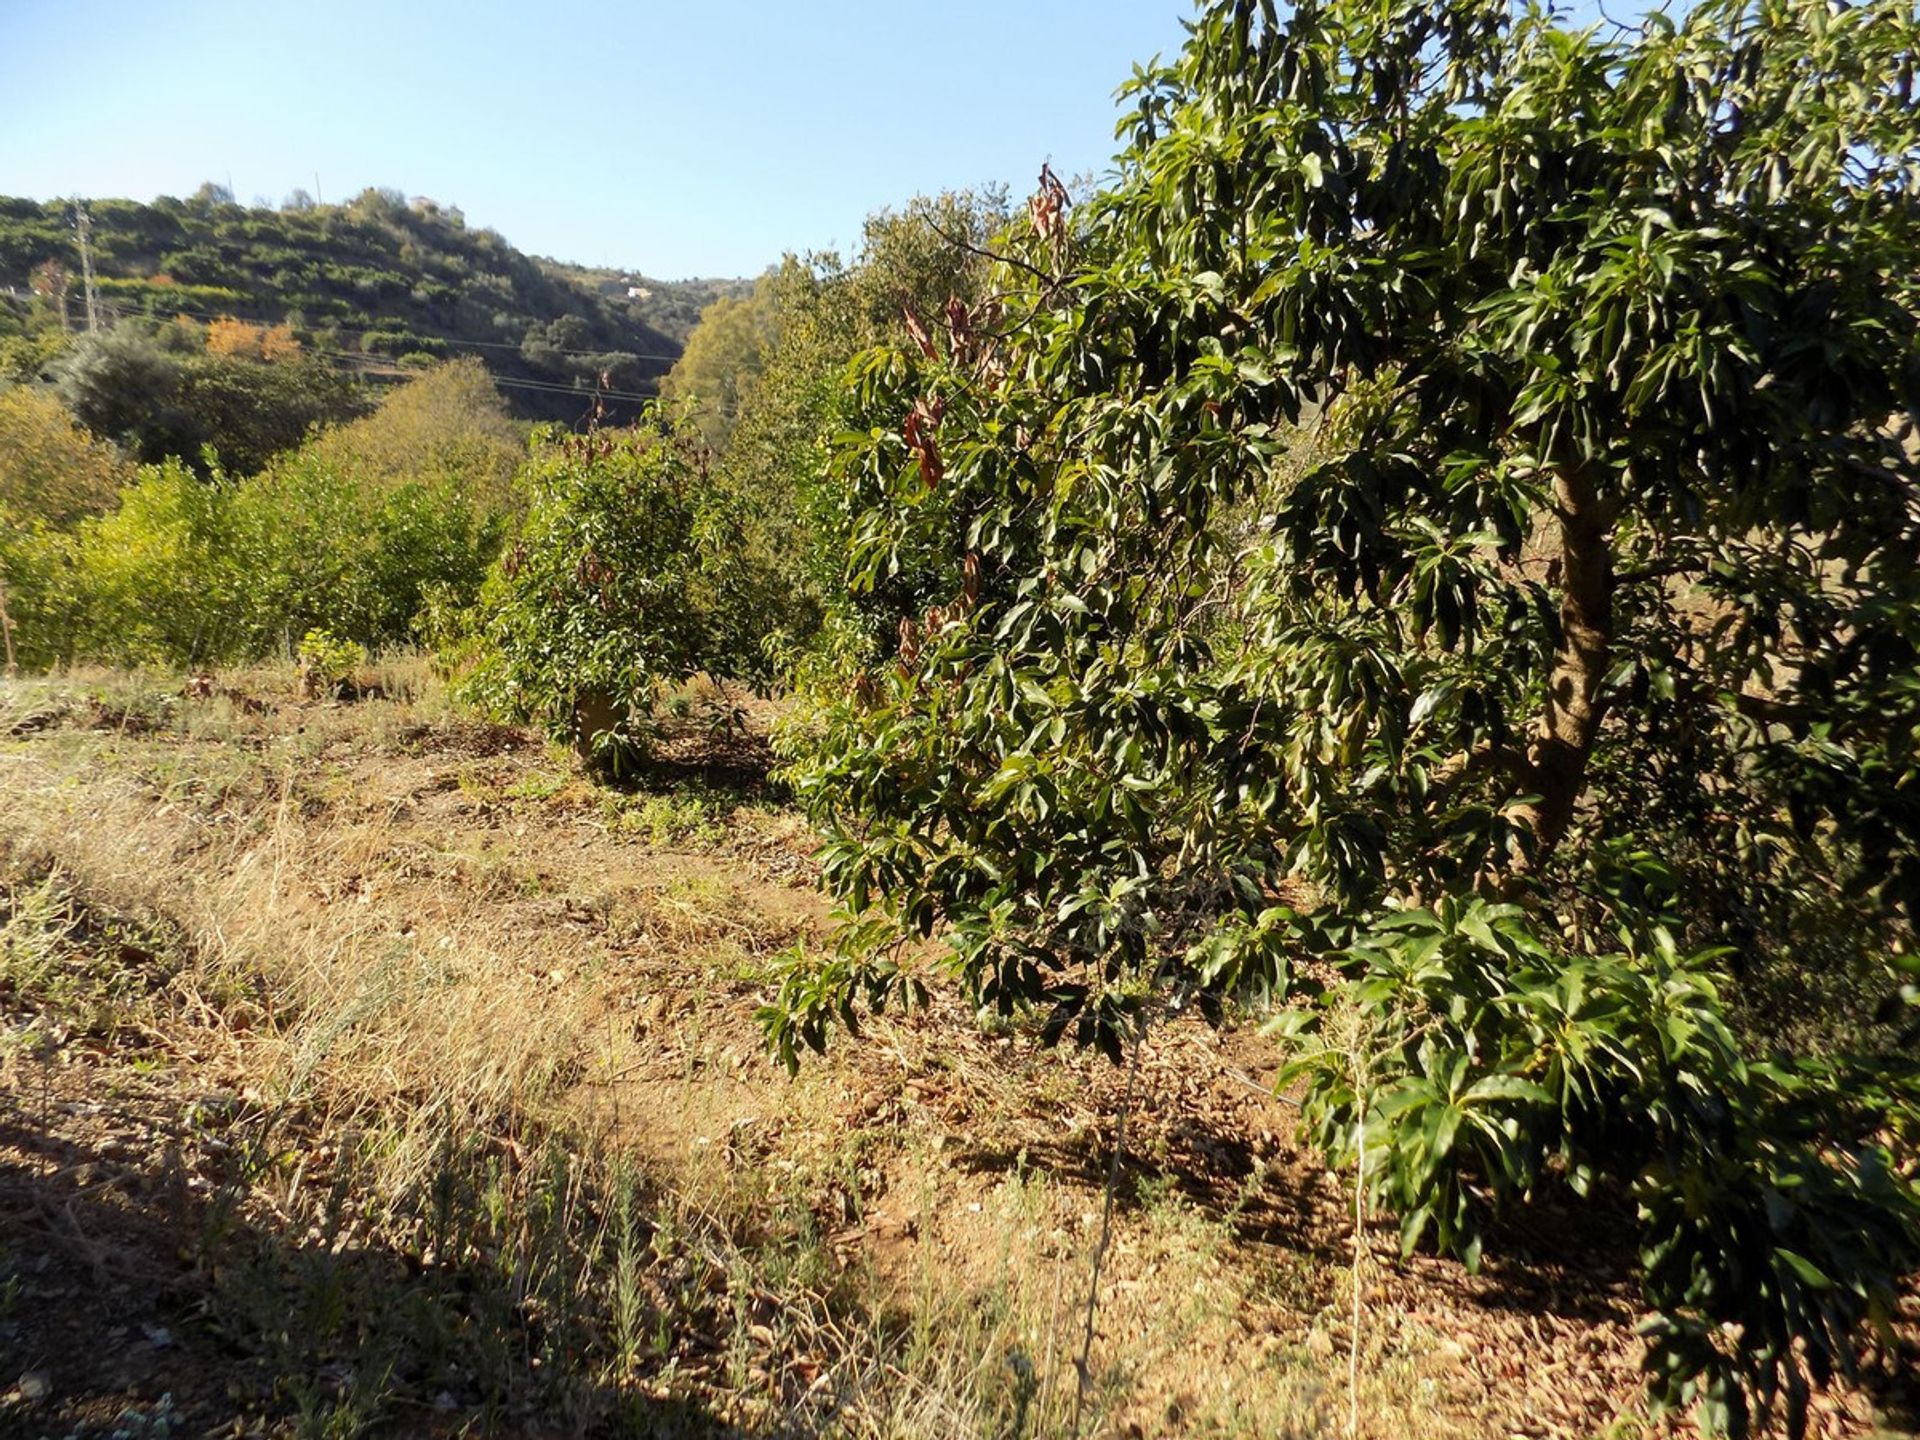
[772,0,1920,1431]
[1,363,518,670]
[458,422,783,764]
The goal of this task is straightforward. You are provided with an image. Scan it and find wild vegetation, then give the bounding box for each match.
[0,186,719,422]
[0,360,513,671]
[2,0,1918,1435]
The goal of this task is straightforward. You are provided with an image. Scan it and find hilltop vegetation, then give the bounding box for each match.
[0,185,732,422]
[554,262,754,348]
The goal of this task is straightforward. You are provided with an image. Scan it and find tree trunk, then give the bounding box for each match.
[1513,463,1613,868]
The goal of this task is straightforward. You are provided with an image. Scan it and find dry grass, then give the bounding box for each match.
[10,661,1902,1439]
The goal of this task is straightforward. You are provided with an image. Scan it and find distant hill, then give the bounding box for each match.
[0,187,744,423]
[546,262,754,349]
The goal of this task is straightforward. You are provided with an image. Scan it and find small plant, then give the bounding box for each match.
[296,627,367,698]
[602,788,730,848]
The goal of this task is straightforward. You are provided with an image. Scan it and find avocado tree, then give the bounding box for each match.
[460,422,783,768]
[770,0,1920,1430]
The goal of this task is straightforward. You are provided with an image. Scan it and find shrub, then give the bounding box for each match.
[64,448,497,667]
[458,422,779,769]
[302,358,524,513]
[64,458,232,664]
[295,627,367,697]
[0,522,79,673]
[0,385,129,526]
[0,382,119,667]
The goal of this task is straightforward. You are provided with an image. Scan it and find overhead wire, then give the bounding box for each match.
[112,297,684,363]
[92,298,672,405]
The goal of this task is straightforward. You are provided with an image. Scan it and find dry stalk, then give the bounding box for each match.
[1344,1003,1374,1440]
[1072,1014,1145,1434]
[0,569,17,678]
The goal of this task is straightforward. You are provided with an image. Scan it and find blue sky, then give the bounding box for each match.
[0,0,1197,279]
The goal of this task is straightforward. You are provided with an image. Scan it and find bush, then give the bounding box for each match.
[63,458,231,664]
[0,356,523,670]
[63,448,497,667]
[302,358,524,512]
[0,385,128,526]
[0,523,78,673]
[295,627,368,696]
[1274,902,1920,1434]
[457,422,780,769]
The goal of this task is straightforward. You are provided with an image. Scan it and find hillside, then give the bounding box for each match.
[0,188,739,423]
[547,260,754,347]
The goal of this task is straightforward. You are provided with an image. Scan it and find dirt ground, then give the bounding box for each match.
[2,670,1914,1439]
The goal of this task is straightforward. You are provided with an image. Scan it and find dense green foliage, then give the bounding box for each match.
[767,0,1920,1430]
[0,387,131,670]
[683,194,1009,635]
[0,188,703,423]
[658,274,782,449]
[0,385,128,525]
[58,448,497,667]
[55,325,366,475]
[457,424,786,765]
[303,356,526,511]
[0,362,517,667]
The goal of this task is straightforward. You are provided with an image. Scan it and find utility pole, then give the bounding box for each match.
[73,198,100,332]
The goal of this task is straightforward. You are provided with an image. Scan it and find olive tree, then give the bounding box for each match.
[769,0,1920,1430]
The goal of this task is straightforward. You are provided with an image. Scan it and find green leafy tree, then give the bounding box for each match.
[718,192,1009,638]
[54,327,194,461]
[659,274,782,450]
[170,348,367,475]
[771,0,1920,1431]
[0,385,129,525]
[54,326,364,475]
[64,458,235,663]
[458,422,780,768]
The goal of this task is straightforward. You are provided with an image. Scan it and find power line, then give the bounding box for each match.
[298,337,663,403]
[275,336,663,405]
[107,296,683,363]
[306,353,661,407]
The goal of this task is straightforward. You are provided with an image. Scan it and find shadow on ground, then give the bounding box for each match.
[0,1095,734,1439]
